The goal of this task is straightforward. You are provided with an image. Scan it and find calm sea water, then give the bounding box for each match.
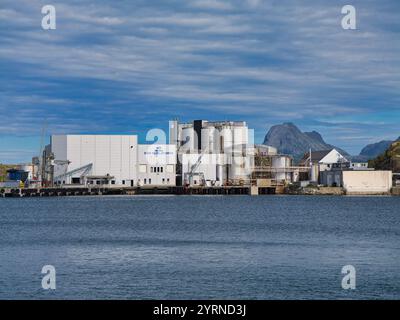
[0,195,399,300]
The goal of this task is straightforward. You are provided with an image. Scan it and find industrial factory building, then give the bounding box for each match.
[9,118,393,196]
[51,135,138,186]
[35,119,309,189]
[169,119,254,186]
[51,135,176,187]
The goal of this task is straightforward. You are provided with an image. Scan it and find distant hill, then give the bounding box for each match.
[369,140,400,172]
[359,140,394,159]
[355,137,400,161]
[263,122,349,161]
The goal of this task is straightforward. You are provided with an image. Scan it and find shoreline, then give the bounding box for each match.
[1,185,399,198]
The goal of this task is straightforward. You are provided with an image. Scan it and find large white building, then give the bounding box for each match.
[52,135,138,186]
[51,135,176,187]
[169,119,254,186]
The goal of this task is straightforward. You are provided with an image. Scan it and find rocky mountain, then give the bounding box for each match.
[263,122,348,161]
[359,140,394,159]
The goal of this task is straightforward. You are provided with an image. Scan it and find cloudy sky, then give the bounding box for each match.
[1,0,399,163]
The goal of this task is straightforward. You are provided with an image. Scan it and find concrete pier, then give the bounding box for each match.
[0,185,278,198]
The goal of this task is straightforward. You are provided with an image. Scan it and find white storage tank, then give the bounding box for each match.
[216,164,226,185]
[220,127,233,154]
[181,127,195,153]
[201,126,216,153]
[272,155,292,182]
[233,126,248,150]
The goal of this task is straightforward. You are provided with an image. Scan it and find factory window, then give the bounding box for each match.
[162,178,165,184]
[144,179,147,184]
[122,180,125,185]
[157,167,160,173]
[160,167,163,173]
[111,180,115,185]
[167,178,170,183]
[149,178,152,184]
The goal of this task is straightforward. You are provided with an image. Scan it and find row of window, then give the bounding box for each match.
[121,178,171,185]
[139,164,175,173]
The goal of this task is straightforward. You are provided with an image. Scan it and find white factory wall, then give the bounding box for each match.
[182,153,252,186]
[182,153,219,186]
[137,144,176,186]
[52,135,138,185]
[342,171,393,194]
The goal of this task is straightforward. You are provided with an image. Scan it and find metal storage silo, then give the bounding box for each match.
[220,126,233,154]
[272,155,292,182]
[201,126,216,153]
[181,127,195,153]
[216,164,226,185]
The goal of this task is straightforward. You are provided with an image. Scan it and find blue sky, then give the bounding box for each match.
[1,0,399,163]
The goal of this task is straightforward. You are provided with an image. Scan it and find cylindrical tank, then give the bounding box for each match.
[272,156,292,182]
[233,127,248,150]
[201,127,215,153]
[181,127,195,152]
[221,127,233,154]
[216,164,226,184]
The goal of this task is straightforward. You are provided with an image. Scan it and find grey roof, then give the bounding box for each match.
[301,149,333,163]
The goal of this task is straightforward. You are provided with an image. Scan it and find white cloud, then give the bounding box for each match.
[0,0,399,161]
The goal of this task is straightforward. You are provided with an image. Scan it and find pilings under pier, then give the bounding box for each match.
[0,186,278,198]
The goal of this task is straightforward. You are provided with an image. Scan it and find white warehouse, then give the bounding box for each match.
[52,135,137,186]
[51,135,176,187]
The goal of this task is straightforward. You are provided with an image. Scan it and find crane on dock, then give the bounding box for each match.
[185,148,208,186]
[53,163,93,185]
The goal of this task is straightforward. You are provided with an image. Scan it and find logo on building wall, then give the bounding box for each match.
[144,146,173,156]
